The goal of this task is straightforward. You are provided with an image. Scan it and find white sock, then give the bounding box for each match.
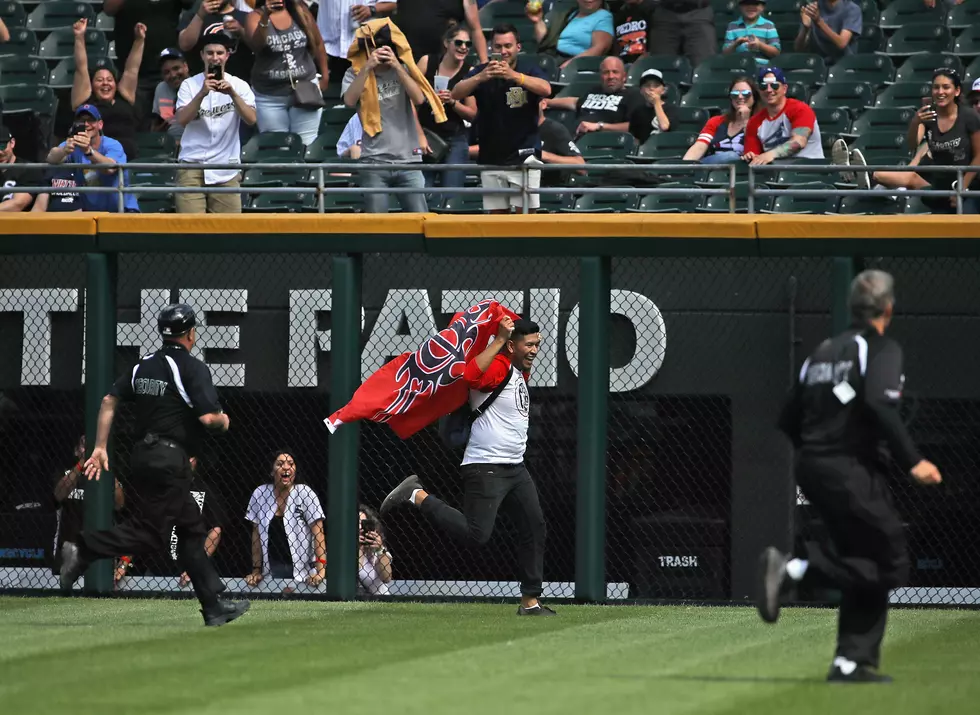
[409,488,421,506]
[785,558,809,581]
[833,656,857,675]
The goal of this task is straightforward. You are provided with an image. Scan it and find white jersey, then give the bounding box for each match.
[462,368,530,465]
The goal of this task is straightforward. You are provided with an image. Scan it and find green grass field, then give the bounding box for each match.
[1,597,978,715]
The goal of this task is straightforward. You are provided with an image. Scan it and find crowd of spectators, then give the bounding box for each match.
[0,0,977,214]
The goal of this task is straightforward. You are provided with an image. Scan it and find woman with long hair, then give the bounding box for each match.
[417,23,478,192]
[357,505,393,595]
[683,76,760,164]
[244,0,330,145]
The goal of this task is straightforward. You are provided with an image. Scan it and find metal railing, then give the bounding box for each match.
[8,161,980,214]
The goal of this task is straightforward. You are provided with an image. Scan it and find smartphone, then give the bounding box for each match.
[361,518,377,535]
[71,121,87,137]
[208,62,223,80]
[490,52,504,62]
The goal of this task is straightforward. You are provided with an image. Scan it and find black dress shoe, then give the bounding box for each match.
[756,546,788,623]
[517,604,557,616]
[59,542,88,595]
[827,665,893,683]
[380,474,423,517]
[201,599,251,627]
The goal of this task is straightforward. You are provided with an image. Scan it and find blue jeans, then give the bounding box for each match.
[360,166,428,213]
[424,133,471,195]
[701,150,742,164]
[254,91,323,146]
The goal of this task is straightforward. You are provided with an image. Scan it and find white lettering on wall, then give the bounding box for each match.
[360,289,437,382]
[179,289,248,387]
[0,288,79,385]
[287,289,366,387]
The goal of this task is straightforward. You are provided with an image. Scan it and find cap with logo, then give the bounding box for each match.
[75,104,102,121]
[758,66,787,85]
[199,27,235,50]
[639,68,664,85]
[0,124,12,143]
[159,47,185,63]
[969,77,980,99]
[158,304,197,337]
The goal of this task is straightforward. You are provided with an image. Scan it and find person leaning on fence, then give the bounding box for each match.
[343,19,444,213]
[742,66,823,166]
[46,104,140,213]
[245,451,326,588]
[761,270,942,683]
[358,504,393,596]
[175,29,257,214]
[381,317,554,616]
[683,75,759,164]
[0,124,42,213]
[151,48,191,142]
[452,23,552,214]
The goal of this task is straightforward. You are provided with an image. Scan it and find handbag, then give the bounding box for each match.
[422,128,449,164]
[437,366,513,451]
[286,54,326,110]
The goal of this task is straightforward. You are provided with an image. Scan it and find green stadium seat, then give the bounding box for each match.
[902,195,933,214]
[874,81,933,109]
[810,81,875,116]
[952,26,980,58]
[948,0,980,31]
[967,56,980,84]
[679,80,732,110]
[242,166,310,188]
[319,105,356,134]
[826,54,895,88]
[697,181,764,213]
[529,53,559,83]
[133,132,177,160]
[543,107,576,132]
[762,183,839,214]
[479,0,528,29]
[779,54,828,86]
[136,193,175,213]
[694,163,748,186]
[554,80,594,99]
[855,0,880,25]
[304,130,344,162]
[95,11,114,32]
[48,56,116,89]
[852,130,908,156]
[690,54,754,84]
[670,106,711,131]
[241,132,305,163]
[879,0,946,30]
[560,192,637,213]
[893,53,961,84]
[849,107,917,138]
[626,55,693,88]
[0,1,27,28]
[883,23,952,58]
[0,56,46,87]
[0,29,38,57]
[38,28,107,61]
[813,107,853,147]
[0,84,56,114]
[628,184,700,213]
[575,131,637,161]
[433,193,485,214]
[27,2,96,32]
[312,191,364,212]
[770,170,827,188]
[556,56,603,85]
[629,133,697,162]
[837,195,902,215]
[786,81,811,104]
[763,0,802,14]
[128,167,177,187]
[245,192,317,213]
[855,150,910,166]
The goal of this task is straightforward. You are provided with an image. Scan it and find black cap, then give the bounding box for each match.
[159,47,185,64]
[0,124,11,143]
[158,304,197,337]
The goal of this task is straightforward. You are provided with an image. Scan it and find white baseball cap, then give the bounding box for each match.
[640,68,664,85]
[972,78,980,92]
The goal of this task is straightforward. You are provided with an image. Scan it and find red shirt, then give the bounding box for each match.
[463,353,529,392]
[743,98,823,159]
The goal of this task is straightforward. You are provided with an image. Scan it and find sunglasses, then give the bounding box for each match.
[730,89,753,98]
[453,39,472,49]
[760,81,782,91]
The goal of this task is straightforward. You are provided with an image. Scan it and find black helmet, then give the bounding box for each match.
[158,304,197,338]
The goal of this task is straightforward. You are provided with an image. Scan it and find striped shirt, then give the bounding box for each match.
[723,16,780,66]
[318,0,398,59]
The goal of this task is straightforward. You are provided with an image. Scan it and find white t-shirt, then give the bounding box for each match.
[245,483,324,581]
[176,71,256,185]
[462,368,530,466]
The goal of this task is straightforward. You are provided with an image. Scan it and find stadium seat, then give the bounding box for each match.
[852,130,908,156]
[242,166,310,188]
[314,191,364,212]
[762,183,839,214]
[0,84,56,114]
[245,192,317,213]
[560,192,638,213]
[812,107,853,148]
[96,11,114,31]
[554,80,594,99]
[626,55,693,88]
[319,105,356,134]
[874,81,933,109]
[529,53,559,83]
[628,184,700,213]
[810,81,875,116]
[951,26,980,58]
[133,132,177,161]
[678,80,732,110]
[629,133,697,161]
[826,54,896,88]
[433,193,485,214]
[857,24,884,53]
[786,81,811,104]
[241,132,305,163]
[0,29,39,57]
[967,56,980,85]
[694,163,748,186]
[879,0,946,30]
[947,0,980,31]
[48,56,116,89]
[690,54,754,84]
[837,194,902,215]
[893,53,962,84]
[39,28,107,61]
[0,56,46,87]
[670,106,711,132]
[479,0,528,29]
[128,167,177,186]
[27,2,96,32]
[855,0,880,25]
[853,150,909,166]
[136,193,175,213]
[304,131,343,162]
[763,0,802,14]
[575,131,637,160]
[0,1,27,29]
[556,56,603,85]
[883,23,952,58]
[779,54,828,86]
[697,181,764,213]
[848,107,916,138]
[543,106,576,132]
[902,195,933,214]
[537,189,573,213]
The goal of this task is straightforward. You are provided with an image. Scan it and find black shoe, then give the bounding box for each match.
[380,474,423,517]
[756,546,788,624]
[59,542,88,595]
[517,604,557,616]
[201,599,251,627]
[827,665,893,683]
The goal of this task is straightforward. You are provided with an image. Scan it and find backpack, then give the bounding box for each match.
[438,366,514,450]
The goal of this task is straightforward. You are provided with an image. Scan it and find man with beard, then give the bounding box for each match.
[152,49,191,141]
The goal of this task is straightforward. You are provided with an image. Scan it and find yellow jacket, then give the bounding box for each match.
[347,19,446,136]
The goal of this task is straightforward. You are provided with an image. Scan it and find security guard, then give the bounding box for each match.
[758,270,941,683]
[61,304,250,627]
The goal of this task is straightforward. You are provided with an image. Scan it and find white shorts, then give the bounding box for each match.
[481,168,541,211]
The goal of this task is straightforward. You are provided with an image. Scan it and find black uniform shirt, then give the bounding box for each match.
[109,342,223,455]
[778,325,921,472]
[52,470,85,561]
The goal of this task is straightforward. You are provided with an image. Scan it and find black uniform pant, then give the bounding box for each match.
[419,462,547,598]
[77,440,223,610]
[796,454,910,668]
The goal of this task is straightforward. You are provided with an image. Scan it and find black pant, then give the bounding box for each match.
[419,462,547,597]
[327,55,351,83]
[796,454,909,668]
[77,440,223,609]
[649,7,717,69]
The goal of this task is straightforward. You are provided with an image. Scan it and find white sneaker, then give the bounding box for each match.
[849,149,870,191]
[832,138,854,183]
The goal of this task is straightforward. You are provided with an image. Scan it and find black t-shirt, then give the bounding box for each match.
[924,109,980,168]
[178,6,254,81]
[629,101,678,143]
[109,342,223,455]
[575,86,642,125]
[43,168,83,212]
[113,0,188,81]
[470,57,548,165]
[52,469,85,563]
[0,158,41,210]
[419,53,471,139]
[394,0,464,61]
[539,117,581,186]
[86,96,140,161]
[614,0,656,60]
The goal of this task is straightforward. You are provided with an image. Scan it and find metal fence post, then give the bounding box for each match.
[83,252,117,594]
[575,256,610,602]
[831,256,857,334]
[327,254,362,600]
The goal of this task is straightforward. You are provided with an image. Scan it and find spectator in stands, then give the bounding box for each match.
[863,69,980,213]
[318,0,398,79]
[0,18,9,44]
[544,57,640,138]
[684,75,759,163]
[393,0,488,65]
[0,125,40,212]
[46,105,141,213]
[337,112,364,157]
[417,23,478,192]
[343,20,436,213]
[538,100,586,187]
[32,168,83,213]
[104,0,185,87]
[179,0,255,82]
[628,68,678,143]
[968,78,980,116]
[742,67,823,164]
[648,0,716,69]
[358,505,393,596]
[452,23,552,213]
[527,0,614,69]
[245,451,326,587]
[794,0,861,61]
[244,0,330,145]
[175,30,257,213]
[71,19,144,163]
[613,0,656,62]
[151,49,190,142]
[723,0,780,67]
